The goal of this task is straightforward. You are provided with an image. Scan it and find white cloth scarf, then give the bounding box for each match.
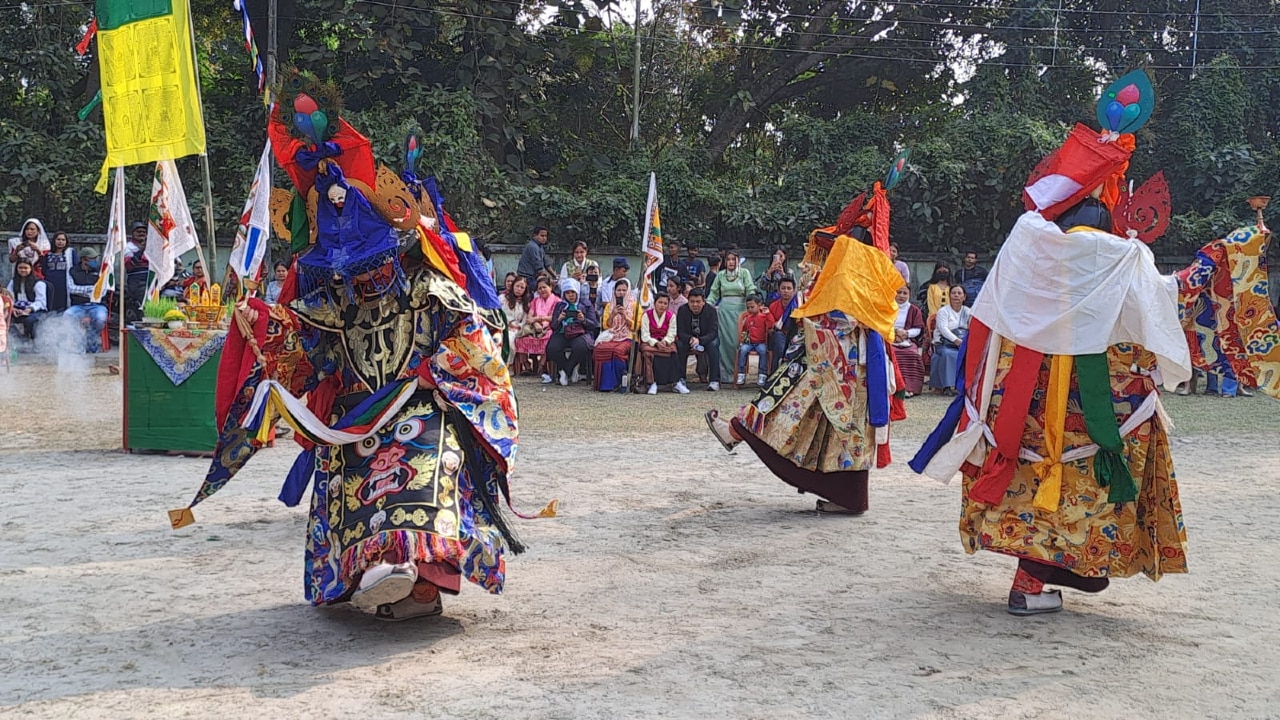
[970,212,1190,390]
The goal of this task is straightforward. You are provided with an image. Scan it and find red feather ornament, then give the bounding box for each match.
[834,192,868,235]
[1112,172,1172,244]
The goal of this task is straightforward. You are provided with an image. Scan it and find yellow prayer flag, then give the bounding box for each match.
[95,0,207,192]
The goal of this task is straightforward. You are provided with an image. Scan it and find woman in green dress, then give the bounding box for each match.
[706,249,757,381]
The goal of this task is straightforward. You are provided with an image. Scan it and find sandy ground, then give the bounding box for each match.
[1,360,1279,719]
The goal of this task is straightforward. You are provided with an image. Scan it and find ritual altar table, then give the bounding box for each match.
[122,326,226,454]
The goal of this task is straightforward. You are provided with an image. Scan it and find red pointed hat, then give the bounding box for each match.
[1023,123,1134,222]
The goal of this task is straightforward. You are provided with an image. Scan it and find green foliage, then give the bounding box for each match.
[1,0,1277,272]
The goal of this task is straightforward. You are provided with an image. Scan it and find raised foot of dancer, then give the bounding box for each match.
[350,561,418,611]
[1007,589,1063,616]
[1006,561,1108,616]
[375,581,443,621]
[704,409,739,452]
[814,499,863,515]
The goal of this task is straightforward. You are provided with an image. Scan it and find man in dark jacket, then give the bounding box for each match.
[954,250,988,307]
[676,287,721,391]
[516,225,553,287]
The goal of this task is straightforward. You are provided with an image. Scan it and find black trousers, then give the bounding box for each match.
[546,333,590,377]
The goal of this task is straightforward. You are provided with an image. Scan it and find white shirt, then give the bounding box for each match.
[7,277,48,312]
[934,303,971,344]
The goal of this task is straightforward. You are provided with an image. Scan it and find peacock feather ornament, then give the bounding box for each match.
[275,69,343,147]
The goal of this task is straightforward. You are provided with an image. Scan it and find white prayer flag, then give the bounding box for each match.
[144,160,200,298]
[228,142,273,282]
[92,167,126,302]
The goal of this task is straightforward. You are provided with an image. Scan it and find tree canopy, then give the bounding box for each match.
[2,0,1278,262]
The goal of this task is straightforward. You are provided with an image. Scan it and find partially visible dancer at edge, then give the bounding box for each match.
[909,70,1280,616]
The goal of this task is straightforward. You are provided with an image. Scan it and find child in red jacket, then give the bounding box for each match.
[736,294,773,386]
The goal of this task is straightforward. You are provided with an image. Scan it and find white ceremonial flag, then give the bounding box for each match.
[144,160,200,298]
[92,167,126,302]
[228,142,273,283]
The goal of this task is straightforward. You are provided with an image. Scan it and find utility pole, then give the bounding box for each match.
[1190,0,1202,77]
[267,0,278,93]
[1051,0,1062,67]
[630,0,641,147]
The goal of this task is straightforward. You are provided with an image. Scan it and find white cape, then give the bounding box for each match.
[970,212,1190,391]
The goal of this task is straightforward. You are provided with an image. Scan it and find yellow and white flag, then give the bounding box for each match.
[92,167,127,302]
[638,172,663,308]
[94,0,207,192]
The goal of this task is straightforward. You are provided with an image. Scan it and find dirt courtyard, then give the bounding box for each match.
[1,361,1279,719]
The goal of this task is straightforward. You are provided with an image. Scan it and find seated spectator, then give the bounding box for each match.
[7,259,47,346]
[583,266,603,310]
[592,278,636,392]
[123,221,150,323]
[766,276,797,374]
[501,272,516,298]
[161,259,189,299]
[503,276,531,370]
[736,293,772,386]
[665,276,688,314]
[264,262,289,304]
[66,246,109,353]
[184,259,210,292]
[546,278,598,386]
[890,285,927,397]
[676,287,720,391]
[526,278,559,383]
[929,285,971,394]
[640,294,683,394]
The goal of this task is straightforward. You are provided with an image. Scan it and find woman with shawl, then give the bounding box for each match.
[502,276,531,370]
[558,240,601,285]
[891,285,927,397]
[525,278,560,384]
[640,294,682,394]
[706,249,756,382]
[592,278,636,392]
[8,219,49,267]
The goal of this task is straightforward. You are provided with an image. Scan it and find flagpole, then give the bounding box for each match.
[625,173,657,392]
[185,3,218,271]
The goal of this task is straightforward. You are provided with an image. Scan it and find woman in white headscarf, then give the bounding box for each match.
[8,218,50,266]
[592,278,637,392]
[545,278,599,386]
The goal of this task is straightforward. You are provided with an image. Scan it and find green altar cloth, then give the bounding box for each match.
[123,329,223,454]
